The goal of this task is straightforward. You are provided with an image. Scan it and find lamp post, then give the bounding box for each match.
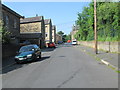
[94,0,98,54]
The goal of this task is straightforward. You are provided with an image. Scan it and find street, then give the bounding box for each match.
[2,44,118,88]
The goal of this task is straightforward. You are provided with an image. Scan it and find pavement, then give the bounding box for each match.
[74,45,119,71]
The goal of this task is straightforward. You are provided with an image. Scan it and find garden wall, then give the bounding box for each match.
[77,41,119,53]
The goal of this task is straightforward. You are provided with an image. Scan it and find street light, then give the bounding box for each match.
[94,0,98,54]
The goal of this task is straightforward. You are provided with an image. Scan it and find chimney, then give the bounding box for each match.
[36,14,38,17]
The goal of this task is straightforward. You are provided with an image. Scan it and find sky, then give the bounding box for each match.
[2,2,90,35]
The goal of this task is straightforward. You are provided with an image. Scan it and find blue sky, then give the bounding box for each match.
[3,2,90,35]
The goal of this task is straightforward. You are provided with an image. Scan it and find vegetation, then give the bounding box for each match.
[0,20,11,44]
[75,2,120,41]
[57,31,71,42]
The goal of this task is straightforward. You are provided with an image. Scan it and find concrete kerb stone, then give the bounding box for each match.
[101,59,119,71]
[101,59,110,66]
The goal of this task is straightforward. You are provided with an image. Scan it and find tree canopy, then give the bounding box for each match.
[57,31,71,42]
[75,2,120,41]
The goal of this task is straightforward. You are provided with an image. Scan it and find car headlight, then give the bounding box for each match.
[15,56,18,58]
[27,54,32,57]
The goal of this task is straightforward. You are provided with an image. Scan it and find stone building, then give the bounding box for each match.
[52,25,56,43]
[2,4,23,45]
[20,16,45,48]
[1,4,23,58]
[70,25,79,41]
[44,19,52,44]
[56,34,62,44]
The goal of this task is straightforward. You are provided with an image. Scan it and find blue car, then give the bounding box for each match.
[15,44,41,64]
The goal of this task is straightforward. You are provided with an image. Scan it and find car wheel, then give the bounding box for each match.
[39,55,41,59]
[39,53,41,59]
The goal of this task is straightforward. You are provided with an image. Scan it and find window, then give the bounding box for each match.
[46,34,48,37]
[14,19,17,28]
[5,15,9,25]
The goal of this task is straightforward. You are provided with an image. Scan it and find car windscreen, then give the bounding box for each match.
[72,41,76,42]
[19,46,34,53]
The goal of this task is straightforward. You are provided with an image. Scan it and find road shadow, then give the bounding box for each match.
[42,48,56,52]
[2,63,23,74]
[57,44,73,48]
[2,56,50,74]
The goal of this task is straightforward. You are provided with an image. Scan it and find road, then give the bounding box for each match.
[2,44,118,88]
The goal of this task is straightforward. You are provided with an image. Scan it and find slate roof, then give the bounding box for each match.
[2,4,23,18]
[20,16,43,24]
[20,33,42,39]
[44,19,51,25]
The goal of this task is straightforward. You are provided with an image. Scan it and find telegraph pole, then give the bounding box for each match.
[94,0,98,54]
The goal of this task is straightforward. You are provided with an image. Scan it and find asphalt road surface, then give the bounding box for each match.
[2,44,118,88]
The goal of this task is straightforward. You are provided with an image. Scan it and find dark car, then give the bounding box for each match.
[20,40,31,46]
[15,44,41,64]
[47,42,56,48]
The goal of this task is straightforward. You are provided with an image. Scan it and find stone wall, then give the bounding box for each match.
[2,44,20,59]
[77,41,119,53]
[20,22,41,33]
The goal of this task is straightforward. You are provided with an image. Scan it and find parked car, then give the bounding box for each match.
[47,42,56,48]
[20,40,31,46]
[15,44,41,64]
[72,40,77,45]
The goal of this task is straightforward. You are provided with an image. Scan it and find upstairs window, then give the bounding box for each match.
[14,19,17,28]
[45,33,48,37]
[5,15,9,25]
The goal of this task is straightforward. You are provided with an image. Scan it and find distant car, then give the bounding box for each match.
[15,44,41,64]
[58,41,63,44]
[72,40,77,45]
[47,42,56,48]
[67,40,71,43]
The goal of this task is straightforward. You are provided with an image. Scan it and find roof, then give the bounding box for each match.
[44,19,51,25]
[20,16,43,24]
[20,33,42,39]
[56,34,62,37]
[2,4,23,18]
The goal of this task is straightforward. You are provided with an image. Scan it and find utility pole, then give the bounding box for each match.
[94,0,98,54]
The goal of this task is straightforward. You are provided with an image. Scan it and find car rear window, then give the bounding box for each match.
[19,46,34,53]
[73,41,76,42]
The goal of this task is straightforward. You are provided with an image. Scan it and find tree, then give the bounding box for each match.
[57,31,71,42]
[0,20,11,44]
[57,31,64,37]
[75,2,120,41]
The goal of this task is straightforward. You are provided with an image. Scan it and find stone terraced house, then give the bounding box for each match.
[52,25,56,43]
[20,16,45,48]
[44,19,52,44]
[2,4,23,45]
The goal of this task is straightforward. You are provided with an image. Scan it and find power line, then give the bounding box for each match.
[55,20,76,26]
